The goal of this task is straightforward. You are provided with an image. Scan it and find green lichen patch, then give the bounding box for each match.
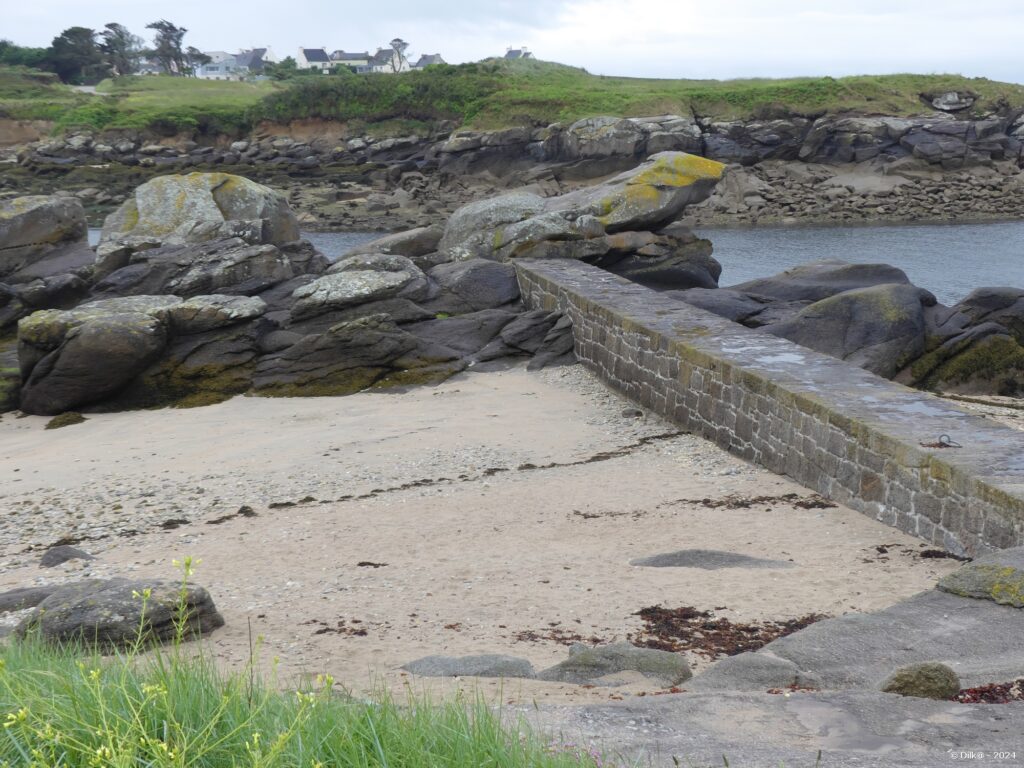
[45,412,87,429]
[937,564,1024,608]
[912,334,1024,396]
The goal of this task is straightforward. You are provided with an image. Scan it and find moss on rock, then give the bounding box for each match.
[45,411,87,429]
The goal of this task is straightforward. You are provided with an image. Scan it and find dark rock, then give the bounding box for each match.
[880,662,961,700]
[15,578,224,647]
[0,586,58,612]
[426,260,520,314]
[340,225,444,262]
[666,288,773,323]
[474,309,562,362]
[92,238,295,300]
[0,195,88,280]
[40,545,95,568]
[729,261,912,303]
[19,307,168,415]
[401,654,535,679]
[253,314,427,396]
[537,642,692,687]
[631,549,794,570]
[406,309,517,357]
[951,287,1024,343]
[528,315,576,370]
[764,283,933,378]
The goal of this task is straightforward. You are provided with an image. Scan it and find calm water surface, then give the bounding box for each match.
[89,222,1024,306]
[698,221,1024,306]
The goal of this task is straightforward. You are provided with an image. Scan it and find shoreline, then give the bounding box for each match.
[0,364,964,702]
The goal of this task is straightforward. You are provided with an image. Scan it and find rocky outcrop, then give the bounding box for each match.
[17,295,265,414]
[436,152,726,293]
[6,171,594,414]
[0,195,89,279]
[8,108,1024,235]
[0,196,94,332]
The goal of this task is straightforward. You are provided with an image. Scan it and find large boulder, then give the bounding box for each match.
[15,578,224,648]
[425,259,520,314]
[438,153,725,262]
[901,323,1024,396]
[17,295,265,414]
[100,172,299,248]
[729,261,912,302]
[18,306,169,415]
[0,195,91,283]
[764,284,934,378]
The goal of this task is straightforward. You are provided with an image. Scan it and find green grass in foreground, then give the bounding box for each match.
[1,558,604,768]
[0,640,604,768]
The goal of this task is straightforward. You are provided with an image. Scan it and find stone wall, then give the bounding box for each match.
[516,259,1024,556]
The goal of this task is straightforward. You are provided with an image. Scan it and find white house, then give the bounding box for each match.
[296,48,332,72]
[504,46,535,60]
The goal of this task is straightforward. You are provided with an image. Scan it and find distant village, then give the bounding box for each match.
[173,41,536,81]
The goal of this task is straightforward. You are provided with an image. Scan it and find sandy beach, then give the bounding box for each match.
[0,363,962,704]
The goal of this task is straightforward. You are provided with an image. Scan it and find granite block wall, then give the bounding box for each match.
[516,259,1024,556]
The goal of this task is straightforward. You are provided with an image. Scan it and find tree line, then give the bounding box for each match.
[0,21,211,84]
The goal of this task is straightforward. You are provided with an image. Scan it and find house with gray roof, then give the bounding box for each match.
[412,54,446,69]
[330,50,371,72]
[504,46,535,60]
[297,47,332,72]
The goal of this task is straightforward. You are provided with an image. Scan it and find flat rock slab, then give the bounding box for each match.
[937,546,1024,608]
[401,654,535,679]
[528,689,1024,767]
[752,588,1024,689]
[630,548,794,569]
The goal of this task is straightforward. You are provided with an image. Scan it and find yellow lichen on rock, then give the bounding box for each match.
[627,153,726,189]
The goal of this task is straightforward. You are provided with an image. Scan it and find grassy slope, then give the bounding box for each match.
[0,66,89,121]
[3,60,1023,136]
[469,60,1024,125]
[92,76,278,133]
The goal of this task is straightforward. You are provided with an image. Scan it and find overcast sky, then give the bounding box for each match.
[7,0,1024,82]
